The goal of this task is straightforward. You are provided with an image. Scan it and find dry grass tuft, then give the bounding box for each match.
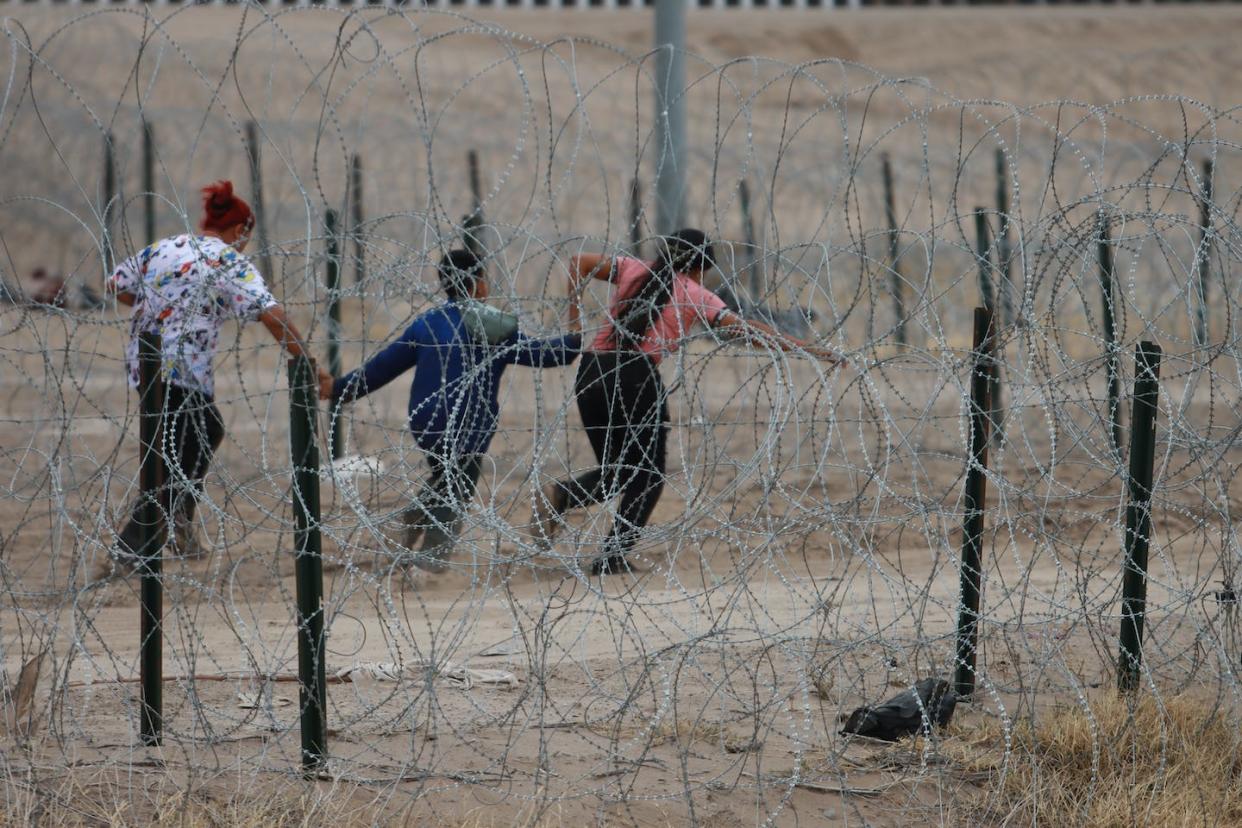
[0,775,376,828]
[951,692,1242,827]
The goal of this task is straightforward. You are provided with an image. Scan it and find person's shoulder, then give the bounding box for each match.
[410,302,456,335]
[144,234,189,259]
[678,275,727,305]
[414,301,457,322]
[614,255,648,272]
[208,237,247,264]
[189,233,224,251]
[612,256,652,284]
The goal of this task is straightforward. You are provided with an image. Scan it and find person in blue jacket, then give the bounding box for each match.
[326,249,582,572]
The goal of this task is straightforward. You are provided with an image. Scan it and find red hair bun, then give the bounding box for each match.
[200,180,254,234]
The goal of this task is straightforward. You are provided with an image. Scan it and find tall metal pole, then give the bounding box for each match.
[1097,212,1123,457]
[954,308,995,699]
[245,122,275,285]
[138,332,166,746]
[1118,341,1161,693]
[881,153,907,347]
[289,355,328,771]
[142,121,156,245]
[653,0,686,236]
[325,210,344,462]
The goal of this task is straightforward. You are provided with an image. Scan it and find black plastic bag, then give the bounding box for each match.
[840,678,957,742]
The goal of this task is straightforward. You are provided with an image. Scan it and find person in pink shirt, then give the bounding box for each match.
[534,228,841,575]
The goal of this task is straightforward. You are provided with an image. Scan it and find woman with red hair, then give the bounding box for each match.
[102,181,329,572]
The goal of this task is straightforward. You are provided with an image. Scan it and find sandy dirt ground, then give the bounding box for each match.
[2,4,1242,826]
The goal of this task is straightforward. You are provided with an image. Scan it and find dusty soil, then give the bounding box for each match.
[2,4,1242,826]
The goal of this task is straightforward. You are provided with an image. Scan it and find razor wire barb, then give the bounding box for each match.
[1,4,1242,826]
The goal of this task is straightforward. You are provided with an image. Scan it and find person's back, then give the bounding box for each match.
[114,232,273,397]
[331,249,581,572]
[402,300,520,456]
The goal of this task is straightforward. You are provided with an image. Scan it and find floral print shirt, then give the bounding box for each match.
[111,234,277,398]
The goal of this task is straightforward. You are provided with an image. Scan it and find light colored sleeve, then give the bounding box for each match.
[681,278,729,326]
[219,248,278,321]
[109,246,152,295]
[611,256,648,287]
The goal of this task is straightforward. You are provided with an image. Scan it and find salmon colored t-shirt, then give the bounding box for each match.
[590,256,729,363]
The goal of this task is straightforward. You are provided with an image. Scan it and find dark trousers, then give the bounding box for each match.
[554,350,668,559]
[118,384,225,558]
[404,451,484,565]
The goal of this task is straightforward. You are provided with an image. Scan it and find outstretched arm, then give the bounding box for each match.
[505,265,587,366]
[711,310,842,364]
[569,253,614,284]
[505,331,582,368]
[259,305,334,396]
[330,323,421,402]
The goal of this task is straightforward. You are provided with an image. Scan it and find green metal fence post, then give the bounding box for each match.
[994,147,1016,328]
[882,153,907,347]
[351,153,365,286]
[629,177,643,256]
[1118,341,1162,693]
[954,307,996,699]
[1097,212,1123,457]
[1193,159,1214,348]
[463,150,485,259]
[738,179,760,302]
[289,355,328,771]
[103,131,117,276]
[142,121,156,244]
[138,331,166,746]
[325,210,344,462]
[974,208,1005,443]
[245,121,275,285]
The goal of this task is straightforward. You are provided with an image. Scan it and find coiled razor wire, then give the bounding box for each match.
[1,4,1241,825]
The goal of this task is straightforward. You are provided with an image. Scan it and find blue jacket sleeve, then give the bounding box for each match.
[502,332,582,368]
[333,321,422,403]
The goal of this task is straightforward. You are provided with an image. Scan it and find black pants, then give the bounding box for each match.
[554,350,669,560]
[118,384,225,558]
[404,451,484,567]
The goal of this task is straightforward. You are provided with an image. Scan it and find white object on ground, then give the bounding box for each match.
[335,661,518,690]
[325,453,385,484]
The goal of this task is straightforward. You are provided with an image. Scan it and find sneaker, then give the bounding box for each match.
[402,523,452,574]
[531,482,567,551]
